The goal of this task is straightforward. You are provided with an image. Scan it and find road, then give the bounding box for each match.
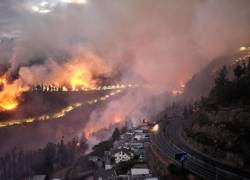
[151,118,250,180]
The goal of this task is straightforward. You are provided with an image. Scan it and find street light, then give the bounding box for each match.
[151,124,159,132]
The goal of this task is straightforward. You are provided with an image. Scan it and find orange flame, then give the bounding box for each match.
[113,116,122,123]
[84,114,124,140]
[65,56,103,91]
[70,69,91,91]
[85,128,96,139]
[0,76,26,111]
[0,92,19,111]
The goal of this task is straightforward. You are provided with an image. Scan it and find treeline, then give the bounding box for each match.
[207,59,250,108]
[0,137,87,180]
[90,127,121,157]
[183,58,250,116]
[31,84,65,92]
[182,59,250,168]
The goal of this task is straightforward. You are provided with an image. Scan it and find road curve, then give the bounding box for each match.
[151,119,250,180]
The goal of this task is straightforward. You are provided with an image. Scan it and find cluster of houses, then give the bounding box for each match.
[89,125,159,180]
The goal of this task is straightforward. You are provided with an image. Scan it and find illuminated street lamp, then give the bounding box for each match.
[240,46,247,51]
[151,124,159,132]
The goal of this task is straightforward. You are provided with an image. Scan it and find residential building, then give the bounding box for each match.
[112,148,134,164]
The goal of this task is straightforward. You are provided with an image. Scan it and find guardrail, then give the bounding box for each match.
[152,127,250,180]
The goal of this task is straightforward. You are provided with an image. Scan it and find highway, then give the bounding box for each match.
[151,118,250,180]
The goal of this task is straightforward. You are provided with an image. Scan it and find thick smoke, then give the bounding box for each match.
[1,0,250,147]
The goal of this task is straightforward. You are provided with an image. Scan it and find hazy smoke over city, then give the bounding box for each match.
[1,0,250,147]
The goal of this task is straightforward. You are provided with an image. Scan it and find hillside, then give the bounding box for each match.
[183,56,250,171]
[181,48,250,102]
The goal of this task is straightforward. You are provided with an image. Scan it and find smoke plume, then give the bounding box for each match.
[1,0,250,147]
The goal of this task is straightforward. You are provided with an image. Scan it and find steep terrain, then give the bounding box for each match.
[183,55,250,171]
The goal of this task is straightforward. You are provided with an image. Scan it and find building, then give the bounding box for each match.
[105,157,113,170]
[145,178,159,180]
[112,148,134,164]
[31,175,47,180]
[130,168,151,179]
[94,169,117,180]
[130,142,144,150]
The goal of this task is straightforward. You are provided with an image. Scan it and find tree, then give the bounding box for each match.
[215,66,228,87]
[120,126,128,134]
[111,128,120,142]
[43,143,56,174]
[183,106,189,119]
[210,66,231,105]
[234,64,244,80]
[91,140,113,157]
[57,138,68,167]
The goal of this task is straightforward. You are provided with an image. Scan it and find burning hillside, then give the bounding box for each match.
[0,50,112,112]
[0,75,27,111]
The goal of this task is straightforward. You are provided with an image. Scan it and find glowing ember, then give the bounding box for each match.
[0,76,7,85]
[172,90,181,96]
[85,128,95,139]
[114,116,122,123]
[180,81,186,89]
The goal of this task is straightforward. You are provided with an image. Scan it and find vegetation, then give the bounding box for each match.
[0,137,87,180]
[183,59,250,169]
[114,160,138,175]
[90,128,121,157]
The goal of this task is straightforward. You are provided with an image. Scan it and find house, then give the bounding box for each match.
[145,178,159,180]
[134,134,144,141]
[131,168,150,176]
[89,156,104,168]
[134,129,143,133]
[130,142,144,150]
[105,157,113,170]
[129,163,152,179]
[112,148,134,164]
[31,175,47,180]
[94,169,117,180]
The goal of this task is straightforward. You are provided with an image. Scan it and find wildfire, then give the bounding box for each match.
[180,81,186,89]
[0,92,19,111]
[171,81,186,96]
[0,87,126,129]
[65,58,100,91]
[0,76,26,111]
[113,115,122,124]
[0,76,7,85]
[85,128,95,139]
[70,70,91,91]
[172,90,180,96]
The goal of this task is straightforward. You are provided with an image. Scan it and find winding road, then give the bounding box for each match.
[151,118,250,180]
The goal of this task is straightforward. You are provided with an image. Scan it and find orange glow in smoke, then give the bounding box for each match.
[171,90,180,96]
[85,128,96,139]
[0,76,7,85]
[180,81,186,89]
[171,80,186,96]
[84,114,124,140]
[113,115,122,123]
